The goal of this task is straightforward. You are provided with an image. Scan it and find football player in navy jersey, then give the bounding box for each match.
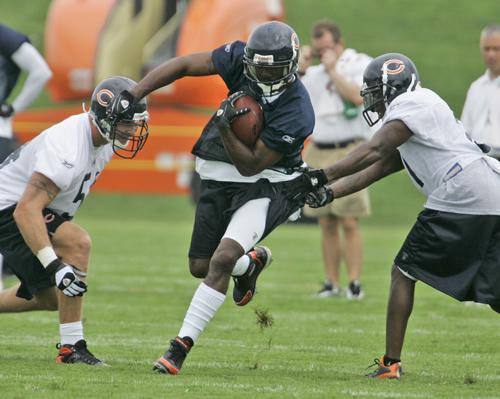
[109,21,326,374]
[0,24,52,290]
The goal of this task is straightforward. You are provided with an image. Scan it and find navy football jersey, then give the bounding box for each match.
[192,41,315,170]
[0,25,29,103]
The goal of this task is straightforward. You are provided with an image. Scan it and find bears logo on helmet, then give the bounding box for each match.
[361,53,420,126]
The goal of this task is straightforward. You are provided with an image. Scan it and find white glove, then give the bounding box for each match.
[47,259,87,297]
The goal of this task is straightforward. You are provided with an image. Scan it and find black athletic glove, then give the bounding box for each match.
[0,103,14,118]
[305,185,334,208]
[215,90,250,129]
[283,168,329,202]
[107,89,136,122]
[46,259,87,297]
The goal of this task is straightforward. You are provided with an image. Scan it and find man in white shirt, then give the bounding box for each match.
[298,20,372,299]
[305,53,500,379]
[0,76,149,365]
[461,24,500,157]
[0,24,52,288]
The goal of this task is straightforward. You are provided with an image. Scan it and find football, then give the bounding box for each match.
[231,95,264,147]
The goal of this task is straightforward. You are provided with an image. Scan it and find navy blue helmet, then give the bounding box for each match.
[89,76,149,158]
[360,53,420,126]
[243,21,300,97]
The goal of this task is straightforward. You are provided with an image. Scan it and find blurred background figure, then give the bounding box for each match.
[298,19,372,299]
[0,24,52,290]
[461,23,500,159]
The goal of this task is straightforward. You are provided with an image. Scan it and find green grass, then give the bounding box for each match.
[1,174,499,398]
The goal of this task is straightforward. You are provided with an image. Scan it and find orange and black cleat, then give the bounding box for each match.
[366,356,402,379]
[56,339,106,366]
[233,246,272,306]
[153,336,193,375]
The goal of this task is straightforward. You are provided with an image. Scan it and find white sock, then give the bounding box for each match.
[60,321,84,345]
[178,282,225,343]
[231,254,251,276]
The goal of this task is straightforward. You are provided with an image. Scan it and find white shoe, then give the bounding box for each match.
[317,283,342,298]
[346,280,364,300]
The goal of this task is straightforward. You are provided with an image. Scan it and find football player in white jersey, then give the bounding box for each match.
[304,53,500,379]
[0,76,149,365]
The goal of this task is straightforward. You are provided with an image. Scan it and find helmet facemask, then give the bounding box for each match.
[243,55,297,97]
[360,81,395,127]
[93,110,149,159]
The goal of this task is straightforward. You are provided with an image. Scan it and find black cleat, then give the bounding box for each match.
[56,339,106,366]
[153,336,193,375]
[233,246,272,306]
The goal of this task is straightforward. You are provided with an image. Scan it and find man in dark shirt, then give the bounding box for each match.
[0,24,52,289]
[108,21,324,375]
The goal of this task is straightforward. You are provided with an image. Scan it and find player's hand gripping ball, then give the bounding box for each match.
[216,91,264,147]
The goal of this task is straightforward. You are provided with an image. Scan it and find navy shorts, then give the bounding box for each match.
[394,209,500,305]
[189,178,303,259]
[0,205,70,299]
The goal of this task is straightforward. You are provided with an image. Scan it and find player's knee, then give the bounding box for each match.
[62,230,92,272]
[210,249,238,275]
[189,258,209,278]
[35,290,58,311]
[75,231,92,256]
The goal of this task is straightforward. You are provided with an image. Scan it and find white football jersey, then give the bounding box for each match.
[0,113,113,217]
[384,87,500,215]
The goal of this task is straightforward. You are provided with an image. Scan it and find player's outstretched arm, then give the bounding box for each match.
[130,52,216,100]
[323,120,413,182]
[331,150,404,199]
[109,52,216,119]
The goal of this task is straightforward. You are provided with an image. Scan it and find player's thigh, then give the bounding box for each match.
[223,198,270,252]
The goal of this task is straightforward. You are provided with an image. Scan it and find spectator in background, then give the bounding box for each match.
[298,20,372,299]
[0,24,52,290]
[461,24,500,158]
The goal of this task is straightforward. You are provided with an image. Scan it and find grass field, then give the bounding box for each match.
[1,1,500,397]
[1,173,499,398]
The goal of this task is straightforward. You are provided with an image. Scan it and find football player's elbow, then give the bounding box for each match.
[237,166,256,177]
[41,66,53,84]
[236,162,262,177]
[13,202,31,225]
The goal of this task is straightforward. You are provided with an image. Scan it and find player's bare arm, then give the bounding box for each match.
[13,172,61,253]
[219,127,283,176]
[323,120,413,182]
[130,52,216,99]
[331,150,403,198]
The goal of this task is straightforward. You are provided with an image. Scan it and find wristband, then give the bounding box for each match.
[36,246,58,267]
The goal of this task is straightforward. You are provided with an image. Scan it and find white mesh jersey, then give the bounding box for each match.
[384,87,500,215]
[0,113,113,217]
